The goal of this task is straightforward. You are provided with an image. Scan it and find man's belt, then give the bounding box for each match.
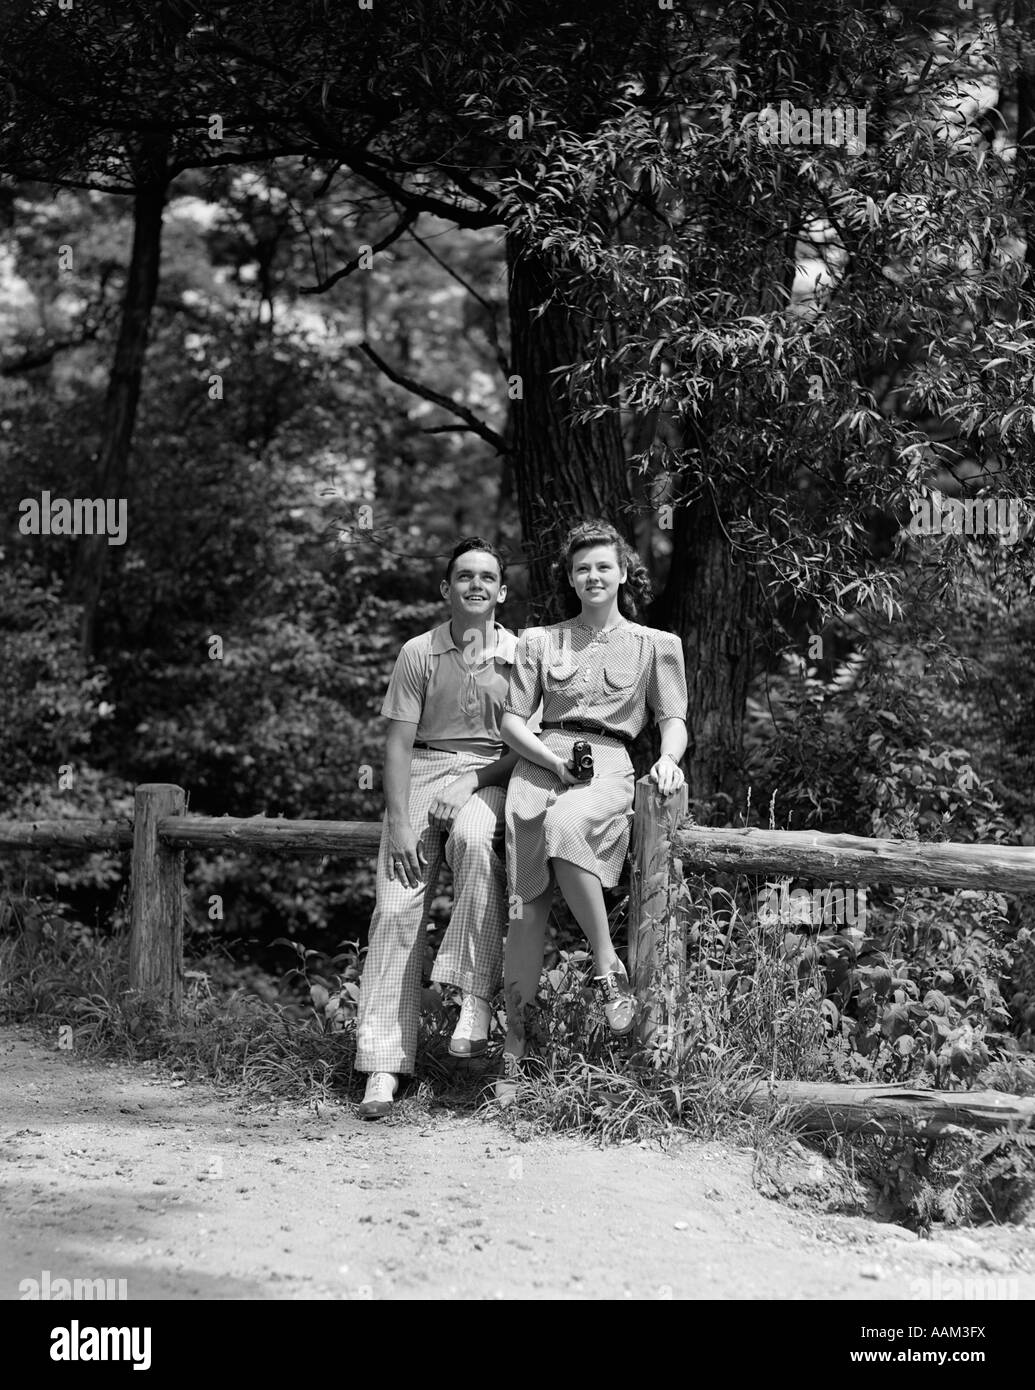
[539,720,635,751]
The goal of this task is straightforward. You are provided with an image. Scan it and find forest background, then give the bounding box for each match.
[2,1,1035,1105]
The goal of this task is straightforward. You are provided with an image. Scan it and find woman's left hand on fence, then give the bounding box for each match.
[648,754,685,797]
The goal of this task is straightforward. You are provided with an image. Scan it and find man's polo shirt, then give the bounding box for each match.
[381,622,518,756]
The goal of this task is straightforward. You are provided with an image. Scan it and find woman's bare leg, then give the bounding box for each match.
[552,857,621,977]
[502,886,552,1057]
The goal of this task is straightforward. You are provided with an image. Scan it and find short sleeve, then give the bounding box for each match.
[380,639,428,722]
[647,632,687,722]
[505,628,545,719]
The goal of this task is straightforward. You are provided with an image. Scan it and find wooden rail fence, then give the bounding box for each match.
[3,779,1034,1135]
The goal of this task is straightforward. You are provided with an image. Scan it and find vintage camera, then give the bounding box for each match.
[571,739,594,782]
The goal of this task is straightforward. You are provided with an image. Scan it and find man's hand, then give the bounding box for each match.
[387,820,428,887]
[427,771,479,830]
[649,753,685,797]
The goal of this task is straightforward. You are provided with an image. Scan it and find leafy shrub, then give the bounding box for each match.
[744,658,1011,844]
[654,875,1016,1089]
[0,565,111,807]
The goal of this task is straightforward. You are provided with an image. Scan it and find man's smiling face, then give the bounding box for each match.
[442,549,506,626]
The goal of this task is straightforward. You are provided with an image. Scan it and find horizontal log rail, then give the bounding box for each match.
[158,816,382,855]
[675,825,1035,893]
[0,815,381,856]
[0,819,134,851]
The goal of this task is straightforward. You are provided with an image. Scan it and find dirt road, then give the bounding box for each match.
[1,1025,1031,1301]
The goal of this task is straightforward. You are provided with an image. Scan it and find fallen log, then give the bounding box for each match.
[739,1079,1035,1138]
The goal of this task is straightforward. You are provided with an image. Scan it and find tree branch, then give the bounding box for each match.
[419,424,484,435]
[325,139,496,230]
[299,208,418,294]
[393,155,499,211]
[405,224,510,377]
[359,341,508,453]
[1,321,107,375]
[166,143,317,177]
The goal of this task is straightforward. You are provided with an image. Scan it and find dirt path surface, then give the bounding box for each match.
[1,1024,1032,1301]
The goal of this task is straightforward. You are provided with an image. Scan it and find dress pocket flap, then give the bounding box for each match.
[603,663,637,691]
[546,662,578,684]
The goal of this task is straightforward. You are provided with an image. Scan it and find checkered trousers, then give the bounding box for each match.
[355,748,507,1074]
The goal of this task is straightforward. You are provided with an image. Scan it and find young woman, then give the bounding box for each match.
[497,520,688,1101]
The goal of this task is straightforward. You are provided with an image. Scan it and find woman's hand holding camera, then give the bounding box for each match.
[553,755,580,787]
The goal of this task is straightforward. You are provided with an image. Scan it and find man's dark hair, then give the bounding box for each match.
[444,536,507,585]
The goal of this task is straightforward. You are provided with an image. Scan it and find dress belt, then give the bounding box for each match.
[539,720,635,750]
[412,740,501,754]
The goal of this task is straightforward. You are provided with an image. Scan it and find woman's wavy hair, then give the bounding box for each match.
[552,519,653,620]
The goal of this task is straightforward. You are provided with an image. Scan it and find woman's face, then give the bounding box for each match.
[567,543,627,611]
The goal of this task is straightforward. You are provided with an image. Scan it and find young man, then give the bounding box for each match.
[355,537,520,1118]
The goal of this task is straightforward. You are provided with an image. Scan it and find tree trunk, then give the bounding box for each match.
[505,238,633,618]
[1016,7,1035,278]
[660,489,759,810]
[72,167,168,658]
[506,241,760,804]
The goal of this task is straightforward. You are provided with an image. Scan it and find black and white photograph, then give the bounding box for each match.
[1,0,1034,1341]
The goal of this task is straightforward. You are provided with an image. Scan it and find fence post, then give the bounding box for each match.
[129,783,185,1013]
[629,776,689,1051]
